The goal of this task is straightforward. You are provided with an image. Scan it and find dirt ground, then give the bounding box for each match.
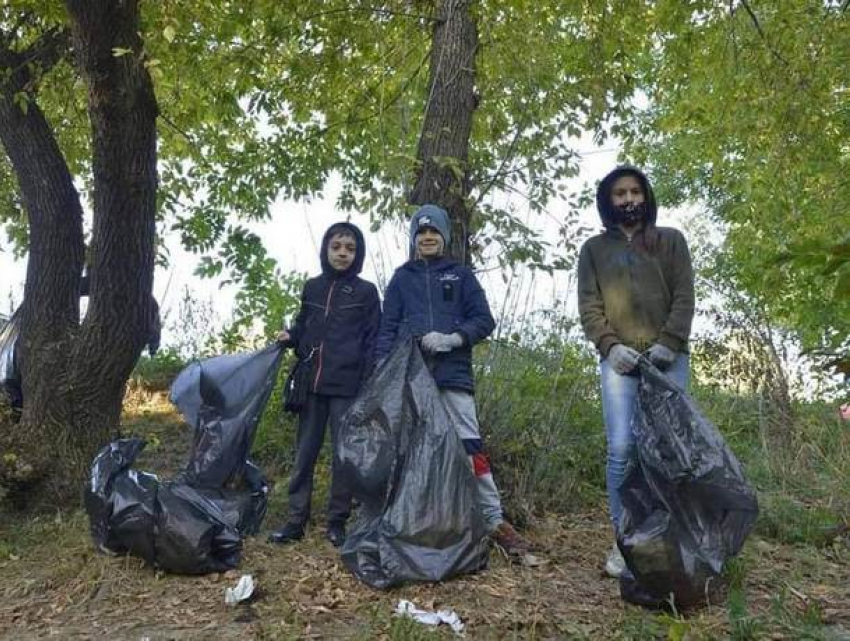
[1,392,848,640]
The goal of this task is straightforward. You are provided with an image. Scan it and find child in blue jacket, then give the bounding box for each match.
[269,222,381,548]
[376,204,530,558]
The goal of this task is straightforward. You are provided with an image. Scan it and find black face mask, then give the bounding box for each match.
[610,201,647,226]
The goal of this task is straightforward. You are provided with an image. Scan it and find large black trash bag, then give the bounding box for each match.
[85,438,243,574]
[618,360,759,608]
[337,338,489,589]
[85,438,158,563]
[85,344,282,574]
[155,482,243,574]
[0,309,22,409]
[170,343,284,488]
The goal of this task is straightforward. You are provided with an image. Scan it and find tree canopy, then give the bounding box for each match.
[620,0,850,367]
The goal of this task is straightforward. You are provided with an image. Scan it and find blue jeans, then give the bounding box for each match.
[600,354,690,530]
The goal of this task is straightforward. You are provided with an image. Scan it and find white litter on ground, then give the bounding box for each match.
[224,574,255,605]
[395,599,465,635]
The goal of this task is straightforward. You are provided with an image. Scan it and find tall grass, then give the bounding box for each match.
[475,335,604,524]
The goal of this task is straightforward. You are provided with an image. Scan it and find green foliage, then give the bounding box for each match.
[130,348,187,392]
[727,582,763,641]
[251,353,298,475]
[622,1,850,360]
[756,495,845,547]
[476,330,604,523]
[223,265,305,349]
[473,315,848,545]
[2,1,667,301]
[690,382,849,547]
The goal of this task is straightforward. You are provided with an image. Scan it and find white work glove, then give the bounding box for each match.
[647,343,676,370]
[420,331,464,354]
[607,344,640,375]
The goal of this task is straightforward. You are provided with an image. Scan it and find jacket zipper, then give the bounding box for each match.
[425,262,434,331]
[313,280,336,392]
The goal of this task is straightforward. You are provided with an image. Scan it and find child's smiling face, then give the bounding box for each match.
[416,227,444,259]
[327,232,357,271]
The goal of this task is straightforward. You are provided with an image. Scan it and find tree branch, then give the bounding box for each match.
[739,0,790,66]
[0,27,69,95]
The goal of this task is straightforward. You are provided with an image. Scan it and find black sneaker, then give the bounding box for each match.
[268,522,305,545]
[325,522,346,548]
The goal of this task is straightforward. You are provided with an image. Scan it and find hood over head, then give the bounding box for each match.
[409,204,451,257]
[320,221,366,277]
[595,166,658,229]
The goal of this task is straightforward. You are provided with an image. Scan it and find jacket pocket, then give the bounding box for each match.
[336,302,365,322]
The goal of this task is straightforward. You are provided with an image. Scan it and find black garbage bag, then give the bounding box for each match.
[337,338,489,589]
[85,438,243,574]
[85,344,282,574]
[0,309,22,410]
[155,482,243,574]
[85,438,158,563]
[618,360,759,608]
[170,344,284,488]
[191,460,269,536]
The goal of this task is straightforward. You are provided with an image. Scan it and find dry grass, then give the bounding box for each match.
[0,392,847,640]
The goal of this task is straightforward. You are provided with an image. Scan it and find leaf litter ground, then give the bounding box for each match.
[0,392,847,640]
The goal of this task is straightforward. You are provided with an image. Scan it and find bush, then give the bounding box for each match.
[251,353,299,477]
[690,384,850,546]
[129,348,187,392]
[475,335,605,525]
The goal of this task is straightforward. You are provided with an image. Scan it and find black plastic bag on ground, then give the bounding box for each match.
[85,438,244,574]
[337,338,489,589]
[86,439,158,563]
[85,344,282,574]
[155,482,243,574]
[618,360,759,608]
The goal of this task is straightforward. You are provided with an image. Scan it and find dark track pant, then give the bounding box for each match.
[286,393,353,527]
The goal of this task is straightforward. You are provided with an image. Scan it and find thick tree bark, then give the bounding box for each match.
[0,31,86,503]
[0,1,158,507]
[62,0,159,494]
[409,0,478,264]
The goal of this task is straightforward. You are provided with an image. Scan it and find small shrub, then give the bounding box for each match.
[476,335,605,524]
[251,353,299,476]
[756,494,845,546]
[130,348,187,392]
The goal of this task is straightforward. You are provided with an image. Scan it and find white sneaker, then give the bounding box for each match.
[605,544,626,578]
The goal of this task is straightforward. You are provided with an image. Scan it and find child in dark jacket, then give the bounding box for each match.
[376,204,531,558]
[269,222,381,547]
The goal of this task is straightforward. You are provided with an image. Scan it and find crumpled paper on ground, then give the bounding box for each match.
[395,599,465,635]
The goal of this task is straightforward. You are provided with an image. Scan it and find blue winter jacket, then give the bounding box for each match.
[376,257,495,392]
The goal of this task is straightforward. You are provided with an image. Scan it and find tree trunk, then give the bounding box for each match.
[0,1,158,508]
[409,0,478,264]
[0,32,86,505]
